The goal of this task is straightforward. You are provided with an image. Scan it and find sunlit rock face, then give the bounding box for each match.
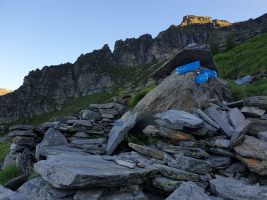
[0,88,12,96]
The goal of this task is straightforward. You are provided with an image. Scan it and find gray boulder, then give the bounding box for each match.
[81,110,101,120]
[35,128,68,159]
[210,175,267,200]
[34,154,157,189]
[241,106,265,118]
[166,181,216,200]
[229,108,246,129]
[152,176,183,192]
[134,72,232,118]
[106,111,139,155]
[154,110,203,130]
[0,185,16,199]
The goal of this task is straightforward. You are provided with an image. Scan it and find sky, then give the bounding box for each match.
[0,0,266,90]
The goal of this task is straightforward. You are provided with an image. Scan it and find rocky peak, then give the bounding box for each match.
[0,88,12,96]
[180,15,231,28]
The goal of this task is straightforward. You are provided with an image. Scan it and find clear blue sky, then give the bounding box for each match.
[0,0,266,90]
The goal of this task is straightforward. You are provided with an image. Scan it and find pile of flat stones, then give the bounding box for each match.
[1,96,267,200]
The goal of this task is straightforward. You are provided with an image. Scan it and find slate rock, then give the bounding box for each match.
[154,164,199,181]
[166,181,216,200]
[244,96,267,111]
[9,125,34,131]
[229,108,246,128]
[106,111,139,155]
[34,154,157,189]
[194,109,220,129]
[168,155,212,175]
[237,156,267,175]
[128,143,173,161]
[155,110,203,130]
[230,119,251,147]
[234,135,267,160]
[258,131,267,141]
[74,189,104,200]
[210,175,267,200]
[81,110,101,120]
[206,107,236,137]
[152,176,183,192]
[241,106,265,118]
[66,120,92,127]
[19,177,76,200]
[13,136,35,147]
[214,139,230,149]
[9,130,36,138]
[248,118,267,135]
[207,155,231,169]
[35,128,68,159]
[0,185,16,199]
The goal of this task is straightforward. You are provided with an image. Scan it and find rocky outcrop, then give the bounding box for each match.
[1,14,267,124]
[0,88,12,96]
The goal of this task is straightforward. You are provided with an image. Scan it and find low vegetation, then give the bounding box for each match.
[128,85,156,108]
[0,164,22,185]
[0,142,10,163]
[214,33,267,99]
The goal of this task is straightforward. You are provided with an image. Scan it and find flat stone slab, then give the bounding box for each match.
[206,107,236,137]
[229,108,245,129]
[234,135,267,160]
[34,154,157,189]
[166,181,216,200]
[106,111,139,155]
[155,109,203,130]
[210,175,267,200]
[244,96,267,111]
[241,106,265,118]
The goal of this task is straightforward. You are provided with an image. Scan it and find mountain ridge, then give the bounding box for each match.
[0,13,267,124]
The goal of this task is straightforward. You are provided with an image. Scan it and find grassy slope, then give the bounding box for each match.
[214,33,267,99]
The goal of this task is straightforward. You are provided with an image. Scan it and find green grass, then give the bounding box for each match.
[0,164,22,185]
[214,33,267,79]
[0,143,10,163]
[214,32,267,99]
[128,85,156,108]
[228,80,267,100]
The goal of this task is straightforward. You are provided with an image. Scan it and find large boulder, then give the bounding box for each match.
[134,72,232,118]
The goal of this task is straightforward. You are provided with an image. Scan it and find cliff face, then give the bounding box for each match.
[0,14,267,124]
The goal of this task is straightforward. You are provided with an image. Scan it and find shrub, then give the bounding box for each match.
[0,143,10,163]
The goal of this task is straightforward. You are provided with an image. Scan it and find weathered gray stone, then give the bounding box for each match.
[168,155,212,175]
[155,110,203,130]
[19,177,76,200]
[13,136,35,147]
[74,189,104,200]
[128,143,173,161]
[225,162,247,174]
[34,154,157,189]
[210,175,267,200]
[230,119,252,147]
[9,125,34,131]
[154,164,199,181]
[9,130,36,138]
[237,156,267,175]
[244,96,267,111]
[152,176,183,192]
[207,155,231,169]
[0,185,16,199]
[35,128,68,159]
[114,159,136,169]
[2,153,17,169]
[206,107,236,137]
[241,106,265,118]
[106,111,139,155]
[248,118,267,135]
[229,108,246,128]
[66,120,92,127]
[53,116,77,123]
[234,135,267,160]
[258,131,267,141]
[81,109,101,120]
[194,109,220,129]
[166,181,215,200]
[134,72,232,118]
[214,139,230,148]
